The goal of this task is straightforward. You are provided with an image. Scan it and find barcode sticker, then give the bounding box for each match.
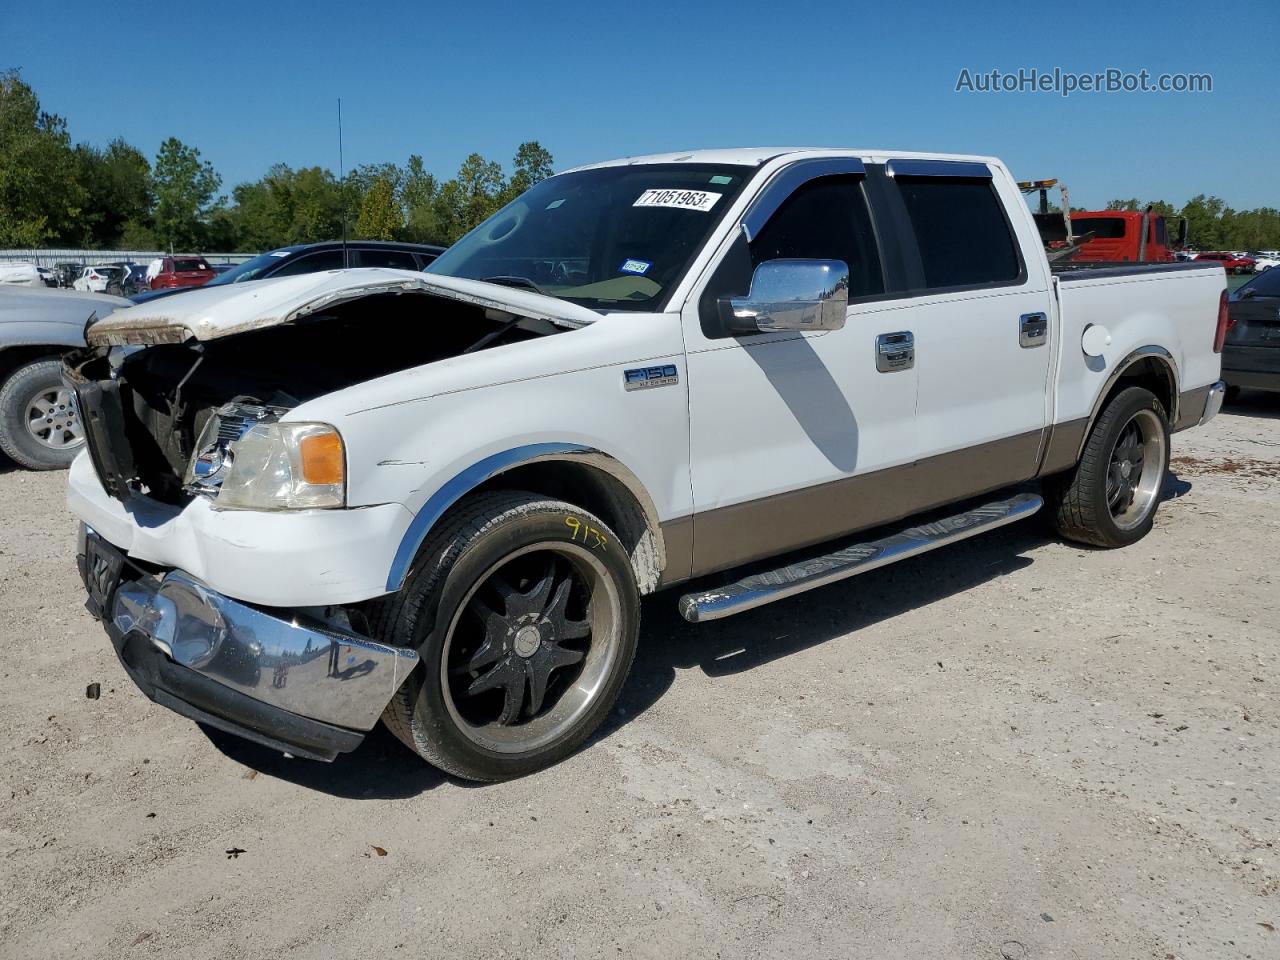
[633,189,722,212]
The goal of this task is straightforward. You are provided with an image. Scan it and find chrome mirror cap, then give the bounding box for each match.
[723,259,849,335]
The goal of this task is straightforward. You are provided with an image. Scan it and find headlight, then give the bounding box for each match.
[215,422,346,510]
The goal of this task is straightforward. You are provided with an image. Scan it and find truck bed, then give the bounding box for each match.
[1052,261,1223,280]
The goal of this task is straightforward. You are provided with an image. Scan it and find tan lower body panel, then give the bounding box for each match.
[683,429,1045,580]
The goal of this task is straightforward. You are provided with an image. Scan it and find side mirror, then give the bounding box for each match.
[719,259,849,336]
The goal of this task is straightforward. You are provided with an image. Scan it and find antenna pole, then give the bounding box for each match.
[338,98,349,267]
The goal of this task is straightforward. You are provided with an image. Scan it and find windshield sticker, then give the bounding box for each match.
[709,175,734,185]
[269,250,290,256]
[618,258,652,276]
[545,198,566,209]
[633,188,722,213]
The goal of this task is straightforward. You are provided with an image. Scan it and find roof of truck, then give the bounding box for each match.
[562,147,1003,173]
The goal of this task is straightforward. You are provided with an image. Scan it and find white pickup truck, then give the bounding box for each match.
[65,148,1228,780]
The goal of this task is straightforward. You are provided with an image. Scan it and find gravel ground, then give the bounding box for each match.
[0,394,1276,960]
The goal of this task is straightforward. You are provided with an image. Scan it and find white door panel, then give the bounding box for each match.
[683,317,917,513]
[909,288,1053,460]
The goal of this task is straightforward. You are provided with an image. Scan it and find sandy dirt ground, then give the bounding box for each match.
[0,394,1276,960]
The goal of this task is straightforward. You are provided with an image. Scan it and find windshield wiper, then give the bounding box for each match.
[479,275,547,296]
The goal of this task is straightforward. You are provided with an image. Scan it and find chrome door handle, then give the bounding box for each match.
[1019,312,1048,348]
[876,331,914,372]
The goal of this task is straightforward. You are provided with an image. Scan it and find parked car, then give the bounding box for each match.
[0,263,44,288]
[1221,266,1280,395]
[129,241,446,305]
[0,286,128,469]
[149,255,215,290]
[1195,251,1256,274]
[1249,252,1279,272]
[37,267,58,288]
[73,265,125,293]
[66,147,1226,781]
[54,263,84,288]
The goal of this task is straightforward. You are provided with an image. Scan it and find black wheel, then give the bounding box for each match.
[1046,386,1170,548]
[375,491,639,781]
[0,358,84,470]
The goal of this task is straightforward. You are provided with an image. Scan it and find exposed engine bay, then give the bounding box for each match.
[65,291,565,506]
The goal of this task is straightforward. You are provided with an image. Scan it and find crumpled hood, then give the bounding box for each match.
[85,267,603,346]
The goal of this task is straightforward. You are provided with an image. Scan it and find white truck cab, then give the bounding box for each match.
[66,148,1227,780]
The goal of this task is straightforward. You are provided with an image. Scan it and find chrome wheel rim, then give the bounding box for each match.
[1106,408,1165,530]
[24,386,83,451]
[441,542,621,754]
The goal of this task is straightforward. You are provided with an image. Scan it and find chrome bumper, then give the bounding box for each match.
[1199,380,1226,426]
[110,570,418,731]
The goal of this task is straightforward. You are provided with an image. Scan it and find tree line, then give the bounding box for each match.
[0,68,552,252]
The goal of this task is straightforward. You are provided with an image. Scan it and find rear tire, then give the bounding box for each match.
[375,491,639,781]
[0,358,84,470]
[1046,386,1170,548]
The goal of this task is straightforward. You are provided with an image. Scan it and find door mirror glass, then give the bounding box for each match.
[720,259,849,335]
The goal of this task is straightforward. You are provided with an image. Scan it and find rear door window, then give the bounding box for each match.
[895,177,1022,289]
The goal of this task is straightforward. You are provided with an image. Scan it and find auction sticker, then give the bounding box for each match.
[633,188,721,212]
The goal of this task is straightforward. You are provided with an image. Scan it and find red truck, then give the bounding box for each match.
[149,256,215,290]
[1068,209,1187,263]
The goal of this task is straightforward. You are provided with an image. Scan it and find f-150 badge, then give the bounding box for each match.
[623,364,679,391]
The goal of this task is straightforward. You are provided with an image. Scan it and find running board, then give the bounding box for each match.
[678,492,1043,623]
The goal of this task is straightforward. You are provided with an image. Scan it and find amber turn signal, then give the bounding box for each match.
[299,431,344,485]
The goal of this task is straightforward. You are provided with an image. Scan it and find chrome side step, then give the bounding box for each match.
[678,492,1042,623]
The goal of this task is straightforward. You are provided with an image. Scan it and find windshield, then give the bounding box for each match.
[206,249,295,286]
[426,164,751,311]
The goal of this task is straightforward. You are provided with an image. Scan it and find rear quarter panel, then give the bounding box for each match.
[1055,266,1224,425]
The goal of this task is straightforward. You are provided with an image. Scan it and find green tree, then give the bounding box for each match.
[401,154,439,242]
[433,152,505,243]
[500,140,554,203]
[0,68,83,246]
[152,137,221,250]
[354,172,402,240]
[75,138,152,247]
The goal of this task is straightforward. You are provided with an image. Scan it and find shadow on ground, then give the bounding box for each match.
[219,513,1057,798]
[1222,388,1280,421]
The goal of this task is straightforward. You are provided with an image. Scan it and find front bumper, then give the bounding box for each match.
[82,529,419,760]
[66,451,415,607]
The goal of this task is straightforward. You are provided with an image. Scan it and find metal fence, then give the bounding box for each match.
[0,249,254,267]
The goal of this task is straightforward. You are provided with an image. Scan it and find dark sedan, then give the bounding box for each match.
[1222,267,1280,395]
[128,240,446,305]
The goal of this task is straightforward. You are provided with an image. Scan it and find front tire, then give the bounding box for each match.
[0,358,84,470]
[376,491,640,781]
[1046,386,1170,548]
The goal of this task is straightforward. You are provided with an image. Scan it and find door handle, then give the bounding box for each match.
[1019,312,1048,348]
[876,331,914,372]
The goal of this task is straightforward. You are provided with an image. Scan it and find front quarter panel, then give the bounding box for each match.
[290,312,692,586]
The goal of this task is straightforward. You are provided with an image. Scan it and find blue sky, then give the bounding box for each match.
[4,0,1277,209]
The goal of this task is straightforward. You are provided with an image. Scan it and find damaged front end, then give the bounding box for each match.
[65,275,581,511]
[65,271,590,759]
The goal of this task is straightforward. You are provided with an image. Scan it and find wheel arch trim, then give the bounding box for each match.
[1076,345,1179,459]
[384,443,665,593]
